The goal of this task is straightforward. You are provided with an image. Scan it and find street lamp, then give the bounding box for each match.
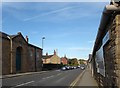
[42,37,45,50]
[42,37,45,68]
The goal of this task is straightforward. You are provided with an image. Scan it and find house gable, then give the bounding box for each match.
[12,32,28,46]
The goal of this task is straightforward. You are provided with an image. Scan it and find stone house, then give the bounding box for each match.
[42,50,61,64]
[42,50,61,70]
[0,32,42,75]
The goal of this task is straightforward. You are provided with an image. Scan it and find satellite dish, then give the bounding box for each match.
[111,0,120,6]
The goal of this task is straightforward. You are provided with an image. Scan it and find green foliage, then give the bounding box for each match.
[79,59,87,65]
[68,58,79,66]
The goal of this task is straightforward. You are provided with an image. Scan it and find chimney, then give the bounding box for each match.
[46,52,48,56]
[17,32,21,35]
[64,54,66,58]
[26,35,29,43]
[54,50,56,55]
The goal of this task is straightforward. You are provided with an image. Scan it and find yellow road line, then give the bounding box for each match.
[69,70,85,88]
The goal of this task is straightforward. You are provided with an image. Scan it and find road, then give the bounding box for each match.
[2,68,83,87]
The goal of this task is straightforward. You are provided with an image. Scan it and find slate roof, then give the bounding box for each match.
[0,31,19,39]
[42,55,53,59]
[0,31,42,49]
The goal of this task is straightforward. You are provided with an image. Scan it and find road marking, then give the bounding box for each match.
[11,81,35,88]
[69,70,85,88]
[42,75,54,80]
[57,73,62,76]
[55,69,60,71]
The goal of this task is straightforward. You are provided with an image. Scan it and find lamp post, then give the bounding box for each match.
[42,37,45,67]
[42,37,45,50]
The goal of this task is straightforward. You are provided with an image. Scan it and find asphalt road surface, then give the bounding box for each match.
[2,68,83,87]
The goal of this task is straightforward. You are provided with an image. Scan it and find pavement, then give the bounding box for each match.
[77,67,98,87]
[0,71,47,79]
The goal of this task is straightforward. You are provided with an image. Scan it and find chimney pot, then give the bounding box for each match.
[54,50,56,55]
[46,52,48,56]
[26,35,28,43]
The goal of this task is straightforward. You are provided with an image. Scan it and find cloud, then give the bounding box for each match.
[23,6,78,21]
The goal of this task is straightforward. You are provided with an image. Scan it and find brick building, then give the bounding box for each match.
[61,55,68,65]
[0,32,42,75]
[91,2,120,88]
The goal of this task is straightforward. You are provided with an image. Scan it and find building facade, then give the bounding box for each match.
[42,50,61,64]
[0,32,42,75]
[91,2,120,88]
[42,50,61,70]
[61,55,68,65]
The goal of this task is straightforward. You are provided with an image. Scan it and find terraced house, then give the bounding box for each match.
[0,32,43,75]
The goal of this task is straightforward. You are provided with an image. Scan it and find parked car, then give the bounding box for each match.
[65,66,70,70]
[73,66,77,69]
[81,66,85,70]
[77,66,80,68]
[61,67,66,71]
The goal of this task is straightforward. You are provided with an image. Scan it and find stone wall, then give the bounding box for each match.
[1,32,42,75]
[2,38,10,74]
[92,14,120,88]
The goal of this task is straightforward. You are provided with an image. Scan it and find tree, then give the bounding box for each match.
[68,58,79,66]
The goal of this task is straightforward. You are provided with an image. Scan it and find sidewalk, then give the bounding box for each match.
[78,67,98,87]
[0,71,47,79]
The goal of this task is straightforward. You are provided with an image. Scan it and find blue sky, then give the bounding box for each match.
[2,2,108,60]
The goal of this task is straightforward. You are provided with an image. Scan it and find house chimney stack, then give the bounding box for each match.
[54,50,56,55]
[46,52,48,56]
[26,35,29,43]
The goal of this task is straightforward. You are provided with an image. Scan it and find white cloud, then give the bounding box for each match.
[23,6,78,21]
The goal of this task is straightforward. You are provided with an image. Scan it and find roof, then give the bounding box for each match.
[0,31,20,39]
[92,4,120,56]
[42,55,53,59]
[0,31,9,39]
[61,57,68,60]
[28,43,42,50]
[0,31,42,50]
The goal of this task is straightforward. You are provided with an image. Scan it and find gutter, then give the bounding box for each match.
[92,4,120,56]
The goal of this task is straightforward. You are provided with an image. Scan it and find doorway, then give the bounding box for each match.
[16,47,22,72]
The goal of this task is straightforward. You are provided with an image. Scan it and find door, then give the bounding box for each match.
[16,47,22,72]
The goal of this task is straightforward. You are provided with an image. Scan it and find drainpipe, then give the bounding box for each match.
[35,48,37,72]
[7,36,13,74]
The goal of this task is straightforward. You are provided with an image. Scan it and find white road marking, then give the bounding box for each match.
[55,69,60,71]
[11,81,34,88]
[42,75,54,80]
[57,73,62,76]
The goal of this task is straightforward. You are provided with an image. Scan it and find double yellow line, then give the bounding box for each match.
[69,70,85,88]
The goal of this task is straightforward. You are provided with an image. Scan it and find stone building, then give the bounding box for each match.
[0,32,42,75]
[91,2,120,88]
[42,50,61,64]
[42,50,61,70]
